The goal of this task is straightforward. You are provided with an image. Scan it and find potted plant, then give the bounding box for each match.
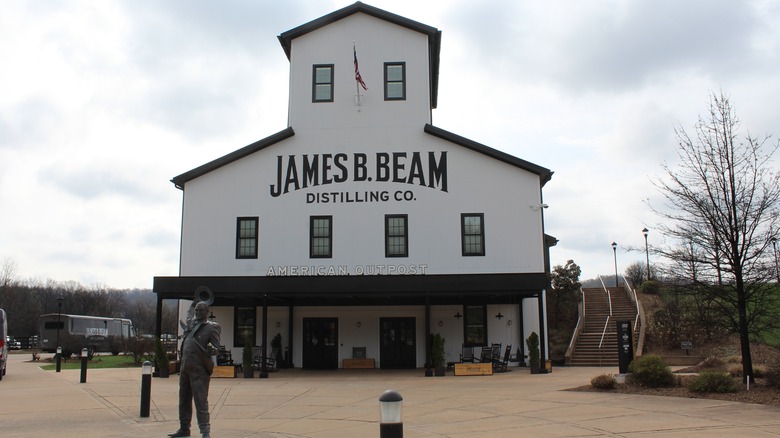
[526,332,540,374]
[154,337,170,378]
[242,332,254,378]
[432,333,446,376]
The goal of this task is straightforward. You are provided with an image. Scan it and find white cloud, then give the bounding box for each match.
[1,0,778,287]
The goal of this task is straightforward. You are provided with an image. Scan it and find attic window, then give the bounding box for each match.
[384,62,405,100]
[313,64,334,102]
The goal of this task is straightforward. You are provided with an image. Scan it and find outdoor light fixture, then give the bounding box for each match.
[438,320,444,327]
[208,312,216,322]
[379,390,403,438]
[495,312,504,320]
[529,203,549,211]
[453,311,462,319]
[356,321,362,328]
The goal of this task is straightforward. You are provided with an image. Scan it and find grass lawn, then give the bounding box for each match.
[40,354,145,371]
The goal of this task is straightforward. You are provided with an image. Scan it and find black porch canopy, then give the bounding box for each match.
[152,272,547,306]
[152,272,548,371]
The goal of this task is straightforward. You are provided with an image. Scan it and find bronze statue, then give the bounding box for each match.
[169,301,221,438]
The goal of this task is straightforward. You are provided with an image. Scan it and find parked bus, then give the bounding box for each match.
[38,313,135,356]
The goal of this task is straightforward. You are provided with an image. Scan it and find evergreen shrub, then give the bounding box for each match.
[688,371,737,393]
[628,354,675,388]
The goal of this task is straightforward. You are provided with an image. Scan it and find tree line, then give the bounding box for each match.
[0,258,177,342]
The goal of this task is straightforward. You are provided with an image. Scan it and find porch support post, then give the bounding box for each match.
[155,292,163,339]
[424,293,431,367]
[517,299,525,364]
[260,293,269,378]
[287,305,294,368]
[537,290,547,373]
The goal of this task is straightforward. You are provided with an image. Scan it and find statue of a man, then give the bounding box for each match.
[169,301,221,438]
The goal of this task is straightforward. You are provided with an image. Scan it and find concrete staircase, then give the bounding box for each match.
[568,287,638,366]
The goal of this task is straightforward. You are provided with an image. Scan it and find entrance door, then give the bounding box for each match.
[302,318,338,369]
[380,317,416,369]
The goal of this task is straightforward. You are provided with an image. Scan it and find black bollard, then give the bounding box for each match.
[55,347,62,373]
[80,348,88,383]
[140,361,152,417]
[379,390,403,438]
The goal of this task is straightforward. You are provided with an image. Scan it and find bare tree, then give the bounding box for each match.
[651,92,780,383]
[624,261,647,288]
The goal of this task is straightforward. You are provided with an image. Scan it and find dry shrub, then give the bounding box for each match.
[591,374,616,390]
[725,355,742,364]
[698,356,725,369]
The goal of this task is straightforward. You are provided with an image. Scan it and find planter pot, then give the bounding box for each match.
[530,362,540,374]
[243,366,254,378]
[424,369,433,377]
[157,365,170,378]
[434,366,446,377]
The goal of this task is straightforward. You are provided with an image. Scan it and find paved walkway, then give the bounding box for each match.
[1,352,778,437]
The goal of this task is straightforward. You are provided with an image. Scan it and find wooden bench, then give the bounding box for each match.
[342,358,375,369]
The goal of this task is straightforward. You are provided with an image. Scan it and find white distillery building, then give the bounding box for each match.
[153,2,556,372]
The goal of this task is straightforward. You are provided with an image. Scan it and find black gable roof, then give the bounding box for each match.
[424,124,553,187]
[278,2,442,109]
[171,127,294,189]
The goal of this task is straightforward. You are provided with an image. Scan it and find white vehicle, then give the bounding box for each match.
[7,336,21,350]
[38,313,135,356]
[0,309,7,380]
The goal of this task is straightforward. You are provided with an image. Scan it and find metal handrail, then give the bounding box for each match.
[597,315,610,367]
[598,275,613,316]
[564,287,586,364]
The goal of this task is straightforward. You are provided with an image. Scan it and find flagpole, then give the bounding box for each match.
[354,42,361,106]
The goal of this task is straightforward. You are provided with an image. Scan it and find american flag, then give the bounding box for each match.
[354,46,368,91]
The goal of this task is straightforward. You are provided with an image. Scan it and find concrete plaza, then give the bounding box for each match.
[0,352,778,437]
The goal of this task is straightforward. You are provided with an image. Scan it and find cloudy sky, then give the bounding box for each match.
[1,0,778,289]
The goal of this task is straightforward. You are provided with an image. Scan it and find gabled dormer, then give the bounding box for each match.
[278,2,441,131]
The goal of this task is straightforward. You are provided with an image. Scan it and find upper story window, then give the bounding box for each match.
[236,217,258,259]
[313,64,334,102]
[461,213,485,256]
[310,216,332,258]
[385,214,408,257]
[384,62,406,100]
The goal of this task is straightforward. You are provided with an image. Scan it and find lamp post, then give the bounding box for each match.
[772,237,779,283]
[55,346,62,373]
[379,390,403,438]
[56,295,64,352]
[642,228,650,282]
[611,242,618,288]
